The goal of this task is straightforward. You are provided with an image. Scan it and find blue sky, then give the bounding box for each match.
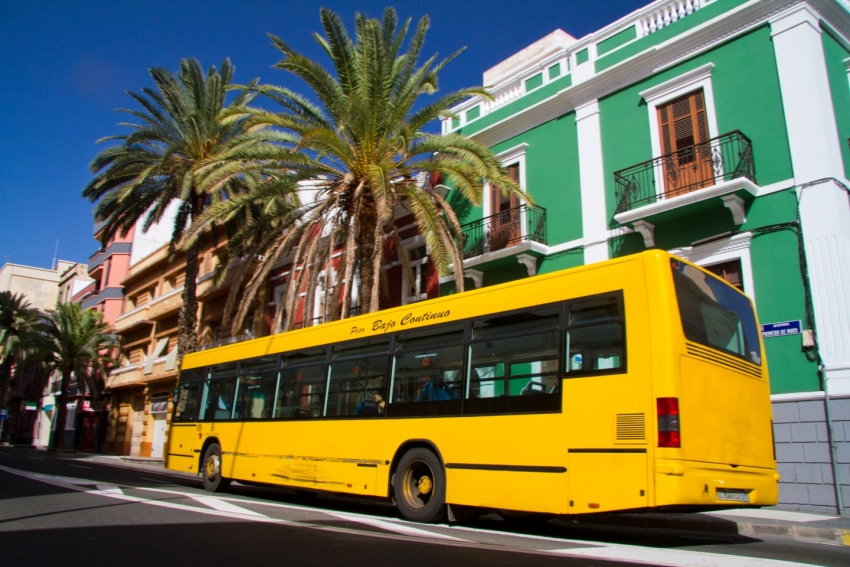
[0,0,646,270]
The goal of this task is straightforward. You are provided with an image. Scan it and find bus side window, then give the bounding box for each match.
[277,347,327,419]
[327,338,390,418]
[173,369,206,422]
[565,295,625,375]
[465,307,561,415]
[202,363,238,421]
[389,324,464,417]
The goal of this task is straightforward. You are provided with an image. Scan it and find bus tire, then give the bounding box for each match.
[201,443,231,493]
[394,448,446,523]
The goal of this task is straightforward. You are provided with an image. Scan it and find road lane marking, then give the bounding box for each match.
[188,495,268,517]
[69,464,92,469]
[551,544,821,567]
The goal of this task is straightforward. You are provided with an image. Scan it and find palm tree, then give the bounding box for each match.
[0,291,41,439]
[191,7,524,333]
[38,303,117,450]
[82,58,263,359]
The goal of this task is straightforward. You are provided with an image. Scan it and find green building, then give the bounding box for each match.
[440,0,850,514]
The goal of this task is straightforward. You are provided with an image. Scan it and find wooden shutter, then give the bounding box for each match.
[134,292,148,308]
[129,347,145,365]
[657,90,713,195]
[705,259,744,291]
[167,335,178,353]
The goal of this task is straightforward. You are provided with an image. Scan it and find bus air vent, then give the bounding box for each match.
[685,343,762,379]
[616,413,646,441]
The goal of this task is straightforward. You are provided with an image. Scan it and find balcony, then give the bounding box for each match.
[613,131,758,242]
[459,204,547,258]
[149,287,183,321]
[113,304,152,334]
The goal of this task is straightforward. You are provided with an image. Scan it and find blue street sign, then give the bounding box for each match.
[0,408,7,420]
[761,320,802,338]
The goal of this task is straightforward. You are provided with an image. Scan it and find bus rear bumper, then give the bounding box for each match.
[654,460,779,508]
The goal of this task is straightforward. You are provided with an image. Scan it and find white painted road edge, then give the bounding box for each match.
[0,465,823,567]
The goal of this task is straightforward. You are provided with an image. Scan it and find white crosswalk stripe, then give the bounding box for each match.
[188,495,268,517]
[327,512,466,541]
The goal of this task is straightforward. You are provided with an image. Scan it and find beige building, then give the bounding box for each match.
[0,260,76,310]
[107,228,248,458]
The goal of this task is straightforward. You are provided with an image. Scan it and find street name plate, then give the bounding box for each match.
[761,320,801,338]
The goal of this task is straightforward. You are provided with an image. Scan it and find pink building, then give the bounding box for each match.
[79,222,135,326]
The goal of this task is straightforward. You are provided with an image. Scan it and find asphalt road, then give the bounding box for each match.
[0,447,847,567]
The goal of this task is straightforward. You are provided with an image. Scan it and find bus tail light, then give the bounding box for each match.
[657,397,680,448]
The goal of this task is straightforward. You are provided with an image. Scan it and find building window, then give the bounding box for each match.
[639,63,719,197]
[489,163,522,250]
[403,243,428,305]
[150,392,169,414]
[704,259,744,292]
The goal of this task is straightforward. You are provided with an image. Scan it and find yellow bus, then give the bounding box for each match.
[165,250,779,522]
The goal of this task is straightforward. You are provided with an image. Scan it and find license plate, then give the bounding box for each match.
[717,490,750,503]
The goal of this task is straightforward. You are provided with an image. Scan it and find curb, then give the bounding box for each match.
[560,513,850,547]
[737,522,850,546]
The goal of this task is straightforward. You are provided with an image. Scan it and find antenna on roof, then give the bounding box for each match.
[52,239,59,270]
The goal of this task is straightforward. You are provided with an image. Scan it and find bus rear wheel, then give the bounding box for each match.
[394,448,446,523]
[201,443,231,493]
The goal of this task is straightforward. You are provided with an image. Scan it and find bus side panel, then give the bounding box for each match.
[445,469,567,514]
[226,421,380,496]
[436,414,569,514]
[568,453,647,512]
[166,423,200,473]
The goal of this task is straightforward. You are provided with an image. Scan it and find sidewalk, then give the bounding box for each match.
[563,507,850,546]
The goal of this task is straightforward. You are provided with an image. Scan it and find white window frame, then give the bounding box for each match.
[639,63,720,199]
[401,236,428,305]
[668,231,756,305]
[483,143,528,219]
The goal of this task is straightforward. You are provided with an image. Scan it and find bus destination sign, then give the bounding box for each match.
[761,320,801,338]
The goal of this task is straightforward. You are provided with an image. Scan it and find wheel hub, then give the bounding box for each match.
[205,455,219,480]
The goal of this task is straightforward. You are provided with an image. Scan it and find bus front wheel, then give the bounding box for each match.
[394,448,446,523]
[201,443,231,493]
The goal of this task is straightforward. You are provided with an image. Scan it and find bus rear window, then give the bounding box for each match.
[671,259,761,365]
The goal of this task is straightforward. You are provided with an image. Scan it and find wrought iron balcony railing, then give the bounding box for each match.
[614,130,755,215]
[458,204,547,259]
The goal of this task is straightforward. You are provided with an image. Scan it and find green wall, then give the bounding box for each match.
[489,111,584,246]
[600,25,793,221]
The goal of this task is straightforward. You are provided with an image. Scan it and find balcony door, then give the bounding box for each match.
[658,90,713,198]
[490,163,521,251]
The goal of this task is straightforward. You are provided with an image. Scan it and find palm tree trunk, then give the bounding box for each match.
[52,370,72,450]
[358,202,378,314]
[178,239,201,363]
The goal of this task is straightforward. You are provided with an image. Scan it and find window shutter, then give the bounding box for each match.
[507,163,520,209]
[129,347,145,365]
[658,90,710,154]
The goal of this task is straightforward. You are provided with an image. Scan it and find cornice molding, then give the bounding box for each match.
[639,62,715,102]
[468,0,850,148]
